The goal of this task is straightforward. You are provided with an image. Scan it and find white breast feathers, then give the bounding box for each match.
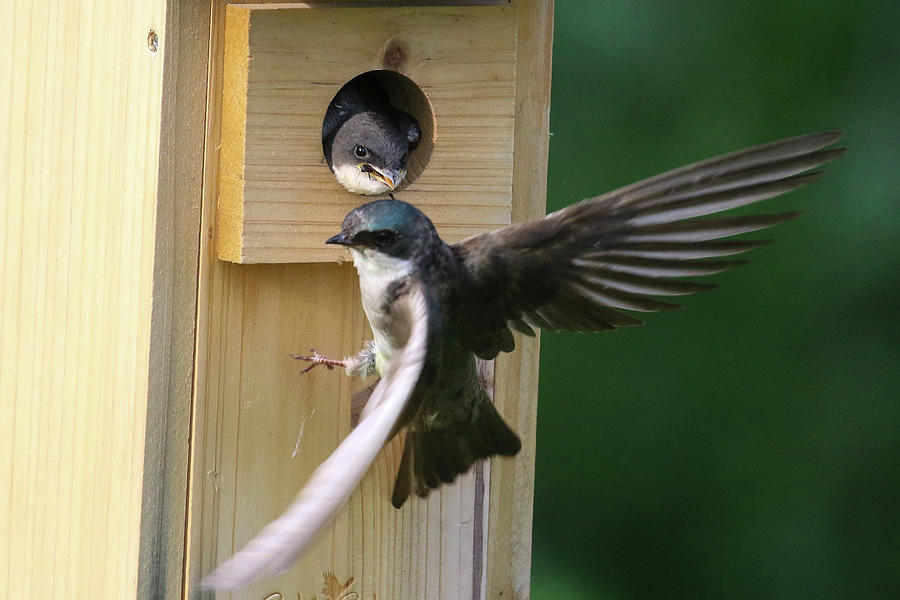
[350,248,415,374]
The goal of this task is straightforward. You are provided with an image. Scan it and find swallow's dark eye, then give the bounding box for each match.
[399,153,408,168]
[354,145,368,159]
[372,230,397,246]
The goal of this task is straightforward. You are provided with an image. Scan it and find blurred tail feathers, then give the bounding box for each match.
[392,389,521,508]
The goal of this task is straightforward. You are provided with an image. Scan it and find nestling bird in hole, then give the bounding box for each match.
[202,131,844,590]
[322,71,421,195]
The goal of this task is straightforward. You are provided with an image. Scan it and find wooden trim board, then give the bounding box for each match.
[137,0,213,598]
[486,1,552,597]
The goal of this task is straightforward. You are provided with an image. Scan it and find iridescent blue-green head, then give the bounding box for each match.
[326,200,438,259]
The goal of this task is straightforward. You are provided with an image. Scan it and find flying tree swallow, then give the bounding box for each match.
[322,72,421,195]
[203,131,844,590]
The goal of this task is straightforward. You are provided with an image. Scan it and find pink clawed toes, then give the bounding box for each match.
[290,349,347,374]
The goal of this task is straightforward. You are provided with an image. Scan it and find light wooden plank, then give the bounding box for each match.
[217,4,519,263]
[0,0,170,597]
[191,259,497,599]
[486,1,553,598]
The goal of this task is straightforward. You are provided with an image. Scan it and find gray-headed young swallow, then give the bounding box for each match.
[203,131,844,590]
[322,71,421,195]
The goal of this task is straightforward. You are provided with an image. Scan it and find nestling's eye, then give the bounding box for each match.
[372,230,397,246]
[399,153,408,169]
[354,145,369,159]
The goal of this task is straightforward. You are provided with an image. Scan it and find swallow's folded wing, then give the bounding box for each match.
[453,131,844,359]
[201,285,429,591]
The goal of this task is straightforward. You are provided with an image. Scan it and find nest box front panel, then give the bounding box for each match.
[218,5,519,263]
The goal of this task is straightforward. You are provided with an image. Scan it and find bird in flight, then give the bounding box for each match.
[203,131,844,590]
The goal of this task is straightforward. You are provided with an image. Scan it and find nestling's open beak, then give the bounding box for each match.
[359,163,398,190]
[326,232,351,246]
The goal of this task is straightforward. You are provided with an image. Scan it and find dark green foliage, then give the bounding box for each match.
[533,2,900,598]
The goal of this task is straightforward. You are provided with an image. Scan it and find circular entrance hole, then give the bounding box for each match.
[322,70,435,193]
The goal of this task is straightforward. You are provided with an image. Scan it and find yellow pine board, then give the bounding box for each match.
[0,0,168,597]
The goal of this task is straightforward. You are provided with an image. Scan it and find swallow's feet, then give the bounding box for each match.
[290,349,347,374]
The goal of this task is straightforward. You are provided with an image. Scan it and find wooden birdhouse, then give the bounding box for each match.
[1,1,551,598]
[216,3,548,264]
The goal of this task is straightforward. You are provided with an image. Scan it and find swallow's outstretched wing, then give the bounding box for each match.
[453,131,845,359]
[201,285,429,591]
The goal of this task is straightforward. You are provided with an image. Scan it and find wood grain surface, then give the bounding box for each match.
[0,1,169,596]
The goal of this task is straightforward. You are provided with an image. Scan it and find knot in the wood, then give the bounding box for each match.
[381,39,407,71]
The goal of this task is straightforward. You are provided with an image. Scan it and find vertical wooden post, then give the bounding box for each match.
[487,4,553,598]
[0,0,189,597]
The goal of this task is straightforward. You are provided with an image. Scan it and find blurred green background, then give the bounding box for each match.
[532,2,900,599]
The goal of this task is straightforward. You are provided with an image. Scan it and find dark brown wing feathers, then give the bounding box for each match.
[454,131,844,359]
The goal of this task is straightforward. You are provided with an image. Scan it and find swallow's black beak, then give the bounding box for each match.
[326,232,351,246]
